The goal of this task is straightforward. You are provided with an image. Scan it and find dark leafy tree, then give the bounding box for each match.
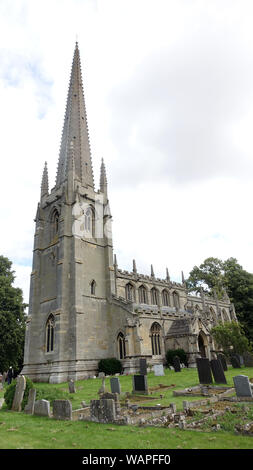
[0,256,27,374]
[186,257,253,343]
[211,321,251,357]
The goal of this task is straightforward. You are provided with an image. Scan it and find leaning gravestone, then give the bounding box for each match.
[196,358,213,384]
[12,375,26,412]
[233,375,253,397]
[153,364,164,376]
[90,398,116,423]
[140,358,147,375]
[243,351,253,367]
[68,379,76,393]
[173,356,181,372]
[34,399,51,417]
[132,375,148,394]
[24,388,37,415]
[53,400,72,420]
[231,355,241,368]
[110,377,121,394]
[210,359,227,384]
[217,353,228,371]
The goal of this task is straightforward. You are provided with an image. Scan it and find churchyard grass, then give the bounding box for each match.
[0,366,253,449]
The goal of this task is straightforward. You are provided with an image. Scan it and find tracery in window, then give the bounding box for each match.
[150,322,161,355]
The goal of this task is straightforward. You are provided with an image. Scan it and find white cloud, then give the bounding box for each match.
[0,0,253,303]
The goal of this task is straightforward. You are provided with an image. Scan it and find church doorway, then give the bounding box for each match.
[198,333,206,358]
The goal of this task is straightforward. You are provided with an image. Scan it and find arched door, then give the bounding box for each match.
[198,333,206,358]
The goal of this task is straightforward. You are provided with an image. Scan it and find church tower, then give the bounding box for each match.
[22,43,237,382]
[22,43,115,383]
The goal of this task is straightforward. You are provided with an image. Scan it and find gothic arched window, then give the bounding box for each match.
[172,291,180,309]
[51,209,59,240]
[162,289,170,306]
[84,206,94,237]
[46,315,55,353]
[222,308,230,322]
[151,287,159,305]
[210,306,216,321]
[139,285,148,304]
[117,332,126,359]
[125,283,135,301]
[150,322,161,356]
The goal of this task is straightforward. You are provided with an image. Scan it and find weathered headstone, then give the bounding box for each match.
[90,399,116,423]
[210,359,227,384]
[34,399,51,417]
[68,379,76,393]
[140,358,147,375]
[233,375,253,397]
[243,351,253,367]
[153,364,164,376]
[101,392,121,415]
[217,353,228,371]
[24,388,37,415]
[196,358,213,384]
[173,356,181,373]
[98,376,106,395]
[132,375,148,394]
[53,400,72,420]
[98,372,105,378]
[231,355,241,368]
[12,375,26,412]
[110,377,121,394]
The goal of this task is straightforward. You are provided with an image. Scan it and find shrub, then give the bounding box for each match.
[36,387,73,404]
[166,349,188,367]
[4,376,34,410]
[98,358,123,375]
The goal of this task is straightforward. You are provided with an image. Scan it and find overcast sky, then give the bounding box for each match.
[1,0,253,303]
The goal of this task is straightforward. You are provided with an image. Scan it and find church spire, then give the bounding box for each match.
[100,158,108,199]
[41,161,49,200]
[56,42,94,189]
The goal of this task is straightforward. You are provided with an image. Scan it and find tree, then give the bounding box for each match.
[186,257,253,344]
[211,321,251,357]
[0,256,27,374]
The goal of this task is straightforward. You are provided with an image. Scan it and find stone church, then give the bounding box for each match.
[22,43,237,383]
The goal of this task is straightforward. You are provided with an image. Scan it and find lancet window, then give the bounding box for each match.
[150,322,162,356]
[46,315,55,353]
[117,332,126,359]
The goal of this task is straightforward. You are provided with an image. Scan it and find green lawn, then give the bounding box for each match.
[0,366,253,449]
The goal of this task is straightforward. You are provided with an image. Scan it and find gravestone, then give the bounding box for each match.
[153,364,164,376]
[196,358,213,384]
[53,400,72,420]
[1,372,6,386]
[98,377,106,395]
[12,375,26,412]
[110,377,121,395]
[172,356,181,372]
[231,355,241,368]
[98,372,105,378]
[24,388,37,415]
[243,351,253,367]
[132,375,148,394]
[140,358,147,375]
[68,379,76,393]
[217,353,228,371]
[34,399,50,417]
[210,359,227,384]
[90,398,116,423]
[233,375,253,397]
[101,392,121,415]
